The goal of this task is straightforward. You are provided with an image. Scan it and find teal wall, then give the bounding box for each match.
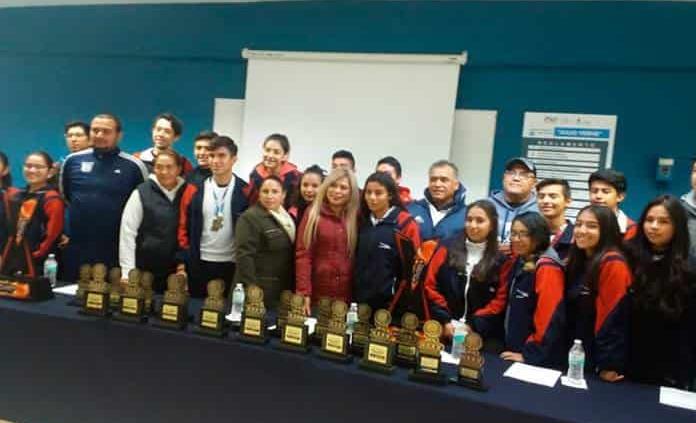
[1,1,695,216]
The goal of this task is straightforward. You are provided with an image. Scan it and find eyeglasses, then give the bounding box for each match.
[504,170,534,180]
[509,231,531,239]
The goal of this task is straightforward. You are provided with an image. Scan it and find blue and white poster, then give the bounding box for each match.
[522,112,618,217]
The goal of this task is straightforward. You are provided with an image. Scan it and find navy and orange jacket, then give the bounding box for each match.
[398,186,413,205]
[474,248,566,366]
[566,250,632,373]
[176,175,249,266]
[1,186,64,277]
[247,162,301,210]
[0,187,19,254]
[424,237,507,324]
[353,208,421,311]
[551,220,574,261]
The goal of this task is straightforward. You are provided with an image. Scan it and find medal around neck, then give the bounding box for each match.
[238,284,268,344]
[114,268,147,324]
[79,263,111,317]
[408,320,448,385]
[153,274,189,330]
[277,294,310,353]
[359,309,396,374]
[318,300,353,363]
[196,279,228,337]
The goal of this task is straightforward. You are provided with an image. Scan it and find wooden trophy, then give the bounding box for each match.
[313,297,332,345]
[274,290,292,337]
[69,264,92,307]
[196,279,228,337]
[351,303,372,355]
[153,274,189,330]
[395,312,419,367]
[278,294,309,353]
[141,271,155,315]
[114,268,146,323]
[453,331,488,391]
[108,267,122,310]
[318,300,352,363]
[409,320,447,385]
[359,309,396,374]
[80,263,111,317]
[238,284,268,344]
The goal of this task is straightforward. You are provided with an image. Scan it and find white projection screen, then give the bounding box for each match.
[238,49,466,195]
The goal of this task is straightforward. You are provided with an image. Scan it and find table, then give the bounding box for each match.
[1,294,693,423]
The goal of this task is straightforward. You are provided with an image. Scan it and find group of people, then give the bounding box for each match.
[0,112,695,390]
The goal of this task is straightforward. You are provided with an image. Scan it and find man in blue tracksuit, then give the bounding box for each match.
[60,114,148,282]
[407,160,467,242]
[489,157,539,249]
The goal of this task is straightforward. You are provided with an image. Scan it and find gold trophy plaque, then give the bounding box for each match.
[278,294,309,353]
[153,274,189,330]
[69,264,92,307]
[351,303,372,355]
[238,284,268,344]
[195,279,228,337]
[359,309,395,374]
[114,268,146,323]
[409,320,447,385]
[108,267,122,309]
[454,331,487,391]
[395,312,419,367]
[80,263,111,317]
[141,271,154,315]
[313,297,332,344]
[318,300,352,363]
[275,290,292,335]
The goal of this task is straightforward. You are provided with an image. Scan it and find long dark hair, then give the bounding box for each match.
[292,164,325,217]
[0,152,12,188]
[566,205,623,294]
[448,199,499,282]
[626,195,692,318]
[360,171,404,220]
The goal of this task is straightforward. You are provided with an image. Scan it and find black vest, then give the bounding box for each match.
[135,179,185,279]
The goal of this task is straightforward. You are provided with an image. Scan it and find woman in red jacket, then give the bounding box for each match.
[1,152,64,277]
[295,168,360,315]
[565,205,632,382]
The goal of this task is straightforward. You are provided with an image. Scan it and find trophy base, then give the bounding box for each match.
[276,342,311,354]
[311,332,324,346]
[78,308,111,318]
[237,333,269,344]
[408,370,448,385]
[318,349,354,364]
[351,344,366,356]
[152,318,188,331]
[394,355,418,368]
[113,313,148,324]
[358,359,395,375]
[195,325,228,338]
[451,376,489,392]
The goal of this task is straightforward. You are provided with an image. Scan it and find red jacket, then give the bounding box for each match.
[247,162,301,209]
[398,186,413,205]
[295,204,354,304]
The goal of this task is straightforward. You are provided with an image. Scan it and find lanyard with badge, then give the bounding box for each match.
[211,183,230,232]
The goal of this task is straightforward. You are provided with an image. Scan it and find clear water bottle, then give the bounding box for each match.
[43,253,58,288]
[346,302,358,335]
[451,321,468,358]
[567,339,586,381]
[230,283,245,321]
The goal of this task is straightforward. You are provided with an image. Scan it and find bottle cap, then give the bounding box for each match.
[574,339,582,344]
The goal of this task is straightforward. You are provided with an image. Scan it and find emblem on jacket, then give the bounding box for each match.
[81,161,95,173]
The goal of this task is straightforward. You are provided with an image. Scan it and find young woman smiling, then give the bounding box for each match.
[565,205,632,382]
[289,164,325,223]
[247,134,301,210]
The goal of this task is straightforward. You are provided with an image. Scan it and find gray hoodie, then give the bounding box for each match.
[680,191,696,260]
[488,190,540,242]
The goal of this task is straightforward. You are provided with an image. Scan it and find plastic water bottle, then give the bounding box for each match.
[230,283,245,321]
[567,339,586,381]
[346,302,358,335]
[451,321,468,358]
[43,253,58,288]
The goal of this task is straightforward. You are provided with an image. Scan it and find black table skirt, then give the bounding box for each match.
[1,294,694,423]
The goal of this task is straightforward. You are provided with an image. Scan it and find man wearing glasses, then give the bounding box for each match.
[489,157,539,252]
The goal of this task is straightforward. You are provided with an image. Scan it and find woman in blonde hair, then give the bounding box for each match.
[295,168,360,315]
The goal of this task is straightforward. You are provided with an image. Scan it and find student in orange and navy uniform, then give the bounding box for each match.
[134,113,193,176]
[565,205,633,382]
[0,152,15,253]
[353,172,421,313]
[424,200,507,339]
[475,212,566,367]
[246,133,301,210]
[536,178,574,260]
[376,156,413,205]
[1,152,64,278]
[625,195,696,389]
[288,165,325,224]
[588,169,636,240]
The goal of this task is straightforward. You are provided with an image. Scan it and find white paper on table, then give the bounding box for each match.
[225,312,241,323]
[659,387,696,411]
[52,284,78,296]
[503,362,562,388]
[561,376,588,390]
[440,350,459,365]
[305,317,317,335]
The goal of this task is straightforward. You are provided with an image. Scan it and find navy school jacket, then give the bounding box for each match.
[474,248,566,366]
[551,220,574,262]
[566,250,632,373]
[407,183,467,242]
[353,208,421,312]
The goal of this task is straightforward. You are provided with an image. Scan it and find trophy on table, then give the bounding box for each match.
[238,284,268,344]
[153,274,189,330]
[359,309,396,374]
[108,267,122,309]
[141,271,154,315]
[80,263,111,317]
[196,279,228,337]
[351,303,372,355]
[69,264,92,307]
[453,331,488,391]
[114,268,146,323]
[278,294,309,353]
[395,312,419,367]
[318,300,352,363]
[408,320,447,385]
[313,297,332,344]
[275,290,292,336]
